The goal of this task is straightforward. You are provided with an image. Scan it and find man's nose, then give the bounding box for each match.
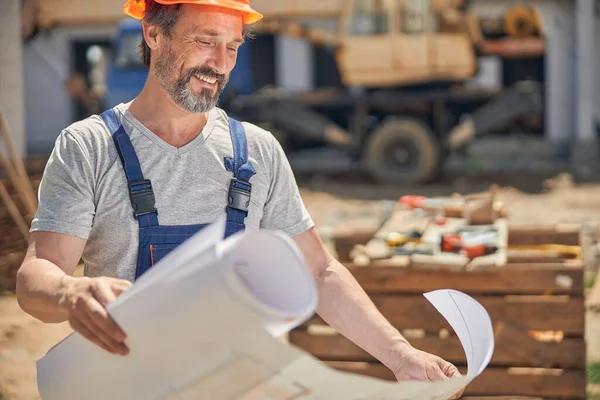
[206,45,229,75]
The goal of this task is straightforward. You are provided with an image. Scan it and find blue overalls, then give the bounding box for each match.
[99,109,256,280]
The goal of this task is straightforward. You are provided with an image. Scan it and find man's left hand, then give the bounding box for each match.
[391,346,465,399]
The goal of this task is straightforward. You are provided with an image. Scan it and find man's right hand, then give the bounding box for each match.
[60,276,132,356]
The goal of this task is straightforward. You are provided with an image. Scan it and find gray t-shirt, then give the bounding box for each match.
[30,103,314,281]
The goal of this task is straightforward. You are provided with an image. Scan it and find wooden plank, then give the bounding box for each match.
[37,0,126,27]
[333,227,379,262]
[508,224,580,246]
[289,328,586,369]
[250,0,344,17]
[326,363,587,399]
[345,263,584,295]
[588,269,600,311]
[302,295,584,335]
[462,398,544,400]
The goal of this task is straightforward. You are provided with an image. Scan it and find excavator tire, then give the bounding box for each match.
[364,118,441,184]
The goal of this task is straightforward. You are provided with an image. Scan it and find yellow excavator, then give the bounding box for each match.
[229,0,545,183]
[249,0,544,88]
[30,0,545,183]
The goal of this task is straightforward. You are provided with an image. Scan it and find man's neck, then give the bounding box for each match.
[126,76,210,148]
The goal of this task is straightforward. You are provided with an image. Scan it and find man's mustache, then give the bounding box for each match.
[182,66,226,85]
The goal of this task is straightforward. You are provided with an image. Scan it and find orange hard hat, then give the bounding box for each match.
[123,0,263,24]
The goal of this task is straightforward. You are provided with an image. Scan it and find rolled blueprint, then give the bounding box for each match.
[37,218,494,400]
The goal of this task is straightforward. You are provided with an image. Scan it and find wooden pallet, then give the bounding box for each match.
[0,156,46,291]
[291,223,587,400]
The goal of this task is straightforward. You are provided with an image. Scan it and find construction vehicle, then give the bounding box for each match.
[227,0,545,183]
[31,0,545,183]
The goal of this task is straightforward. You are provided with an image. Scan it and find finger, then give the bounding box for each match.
[450,388,465,400]
[91,282,128,342]
[93,279,118,306]
[83,298,129,354]
[111,283,131,297]
[107,278,133,290]
[103,278,132,298]
[79,307,129,355]
[439,360,462,378]
[70,317,115,354]
[425,364,449,381]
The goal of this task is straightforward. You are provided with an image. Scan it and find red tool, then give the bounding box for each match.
[441,233,498,258]
[441,234,462,252]
[398,195,428,208]
[461,244,498,259]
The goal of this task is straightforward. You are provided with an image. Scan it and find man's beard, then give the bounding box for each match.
[154,46,229,114]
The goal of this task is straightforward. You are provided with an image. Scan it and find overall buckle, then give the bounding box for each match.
[227,178,251,215]
[129,179,157,219]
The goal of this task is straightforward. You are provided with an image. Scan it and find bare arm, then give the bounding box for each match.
[293,227,411,372]
[16,231,131,355]
[293,226,463,398]
[16,231,87,323]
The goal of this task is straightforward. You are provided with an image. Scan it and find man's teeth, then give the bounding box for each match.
[195,74,217,84]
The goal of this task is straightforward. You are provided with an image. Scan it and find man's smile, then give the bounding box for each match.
[193,72,218,85]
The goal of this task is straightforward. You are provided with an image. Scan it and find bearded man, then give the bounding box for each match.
[16,1,464,398]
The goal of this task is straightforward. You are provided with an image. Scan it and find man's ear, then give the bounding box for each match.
[142,20,161,50]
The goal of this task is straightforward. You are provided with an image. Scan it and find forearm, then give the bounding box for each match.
[15,258,75,323]
[314,259,412,371]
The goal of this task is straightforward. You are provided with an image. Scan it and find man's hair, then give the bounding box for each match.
[139,0,254,68]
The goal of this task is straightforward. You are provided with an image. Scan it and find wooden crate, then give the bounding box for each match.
[290,224,587,400]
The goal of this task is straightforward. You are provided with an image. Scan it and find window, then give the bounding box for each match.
[114,31,145,69]
[399,0,429,34]
[347,0,390,36]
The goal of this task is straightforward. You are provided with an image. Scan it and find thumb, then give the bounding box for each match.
[108,279,133,296]
[93,279,118,307]
[111,283,131,297]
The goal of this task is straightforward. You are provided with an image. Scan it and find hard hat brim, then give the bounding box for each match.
[123,0,263,24]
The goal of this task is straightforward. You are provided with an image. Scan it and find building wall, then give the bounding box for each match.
[0,0,26,157]
[274,18,338,91]
[22,25,115,154]
[23,35,73,154]
[275,36,314,91]
[575,0,595,144]
[596,2,600,117]
[469,0,577,151]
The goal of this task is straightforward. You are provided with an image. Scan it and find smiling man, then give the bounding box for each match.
[15,1,463,398]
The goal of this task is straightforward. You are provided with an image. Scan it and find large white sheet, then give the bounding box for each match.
[36,218,494,400]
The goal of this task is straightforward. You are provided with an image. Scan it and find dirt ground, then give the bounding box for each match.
[1,172,600,400]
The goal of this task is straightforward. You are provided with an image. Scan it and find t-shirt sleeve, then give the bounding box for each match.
[30,129,96,240]
[260,135,314,236]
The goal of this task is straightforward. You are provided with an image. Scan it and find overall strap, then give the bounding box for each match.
[99,109,159,228]
[224,117,256,237]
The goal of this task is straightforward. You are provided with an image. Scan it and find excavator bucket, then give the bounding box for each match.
[231,91,355,148]
[446,80,543,149]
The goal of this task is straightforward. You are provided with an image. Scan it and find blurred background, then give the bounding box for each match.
[1,0,600,399]
[1,0,594,175]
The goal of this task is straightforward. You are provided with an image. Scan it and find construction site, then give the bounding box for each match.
[1,0,600,399]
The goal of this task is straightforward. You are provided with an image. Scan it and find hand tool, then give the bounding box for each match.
[386,231,422,247]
